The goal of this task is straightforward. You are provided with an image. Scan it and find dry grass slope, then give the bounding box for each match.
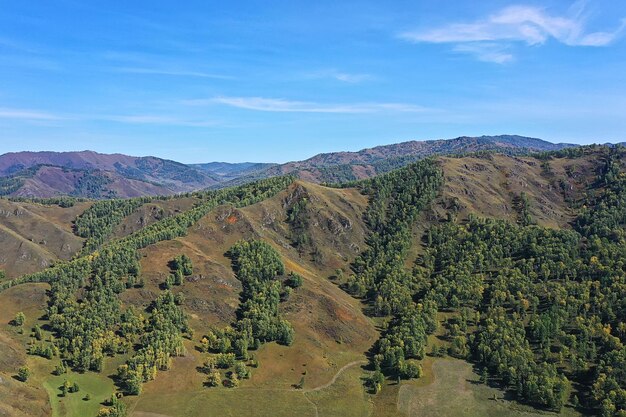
[434,154,601,228]
[0,200,89,279]
[0,283,51,417]
[123,181,377,416]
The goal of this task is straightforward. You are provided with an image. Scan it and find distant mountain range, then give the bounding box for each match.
[0,135,577,198]
[213,135,577,186]
[0,151,219,198]
[190,162,278,183]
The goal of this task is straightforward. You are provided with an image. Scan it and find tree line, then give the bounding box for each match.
[339,159,444,385]
[0,175,294,292]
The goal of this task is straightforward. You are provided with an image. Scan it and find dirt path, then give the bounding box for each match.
[303,360,366,393]
[301,359,367,417]
[303,393,320,417]
[130,360,367,417]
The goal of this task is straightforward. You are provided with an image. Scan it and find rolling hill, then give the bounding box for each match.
[2,144,620,417]
[0,199,89,279]
[0,151,219,198]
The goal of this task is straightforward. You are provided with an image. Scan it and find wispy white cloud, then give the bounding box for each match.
[400,4,626,63]
[102,50,234,79]
[0,107,64,121]
[0,106,217,127]
[304,69,373,83]
[112,67,234,80]
[333,72,372,83]
[452,43,514,64]
[101,114,218,127]
[187,96,429,113]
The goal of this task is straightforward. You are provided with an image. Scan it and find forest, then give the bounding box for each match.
[342,147,626,415]
[341,159,444,381]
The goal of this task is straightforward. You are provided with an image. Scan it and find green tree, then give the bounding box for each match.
[206,370,221,387]
[235,362,249,379]
[228,372,240,388]
[12,311,25,327]
[17,366,30,382]
[287,272,303,288]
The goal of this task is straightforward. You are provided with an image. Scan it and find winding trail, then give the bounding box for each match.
[303,393,320,417]
[303,360,367,393]
[301,360,367,417]
[129,359,368,417]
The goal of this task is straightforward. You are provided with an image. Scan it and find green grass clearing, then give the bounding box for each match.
[396,358,582,417]
[36,355,124,417]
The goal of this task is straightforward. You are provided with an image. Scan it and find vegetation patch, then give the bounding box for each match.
[198,239,296,388]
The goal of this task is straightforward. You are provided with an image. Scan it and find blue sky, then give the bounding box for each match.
[0,0,625,163]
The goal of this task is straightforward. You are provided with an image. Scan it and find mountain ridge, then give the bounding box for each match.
[214,134,578,186]
[0,150,219,198]
[293,134,572,168]
[0,135,579,198]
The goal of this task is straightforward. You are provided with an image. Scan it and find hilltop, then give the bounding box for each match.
[0,147,597,281]
[217,135,575,186]
[0,135,575,198]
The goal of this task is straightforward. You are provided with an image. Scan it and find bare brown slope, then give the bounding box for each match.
[113,198,201,239]
[433,153,601,228]
[122,181,375,394]
[0,200,87,279]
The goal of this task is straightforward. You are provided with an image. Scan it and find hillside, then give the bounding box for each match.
[0,146,624,417]
[2,165,178,199]
[216,135,575,186]
[0,151,219,198]
[287,135,571,168]
[0,149,594,280]
[433,152,599,228]
[0,174,378,417]
[0,199,89,279]
[128,180,374,385]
